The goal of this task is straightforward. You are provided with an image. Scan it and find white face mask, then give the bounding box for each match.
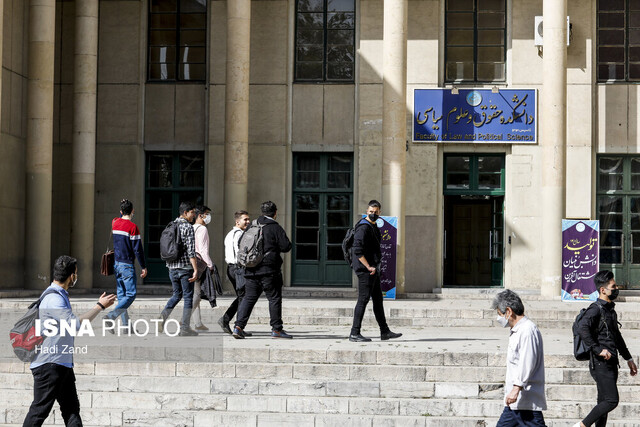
[496,314,509,328]
[70,274,77,288]
[203,214,211,225]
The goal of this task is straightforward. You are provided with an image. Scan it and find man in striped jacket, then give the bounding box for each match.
[104,199,147,331]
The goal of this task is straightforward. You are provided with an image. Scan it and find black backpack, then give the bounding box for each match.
[9,288,58,362]
[341,221,371,267]
[160,221,182,262]
[573,302,607,361]
[237,220,267,268]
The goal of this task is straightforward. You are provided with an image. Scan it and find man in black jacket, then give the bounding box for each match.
[349,200,402,342]
[574,270,637,427]
[233,201,292,339]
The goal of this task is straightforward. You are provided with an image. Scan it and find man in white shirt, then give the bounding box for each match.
[192,205,213,331]
[218,210,251,334]
[491,289,547,427]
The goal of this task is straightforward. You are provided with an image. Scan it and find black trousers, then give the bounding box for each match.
[23,363,82,427]
[234,272,284,331]
[222,264,246,322]
[582,358,619,427]
[350,271,390,336]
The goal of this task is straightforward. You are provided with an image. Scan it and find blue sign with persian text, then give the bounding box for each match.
[413,89,537,144]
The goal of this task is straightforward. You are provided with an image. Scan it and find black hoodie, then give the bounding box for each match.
[577,298,632,362]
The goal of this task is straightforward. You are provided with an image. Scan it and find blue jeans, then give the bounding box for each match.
[106,261,137,326]
[497,407,546,427]
[162,268,194,330]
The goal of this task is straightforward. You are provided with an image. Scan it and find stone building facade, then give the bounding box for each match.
[0,0,637,296]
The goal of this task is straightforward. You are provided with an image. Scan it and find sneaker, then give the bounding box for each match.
[103,315,115,334]
[381,331,402,341]
[271,329,293,339]
[243,331,253,337]
[158,313,167,333]
[232,326,245,339]
[178,328,199,337]
[195,324,209,331]
[217,317,232,335]
[349,334,372,342]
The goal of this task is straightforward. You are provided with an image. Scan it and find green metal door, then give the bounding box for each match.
[144,152,204,283]
[292,153,353,286]
[598,156,640,289]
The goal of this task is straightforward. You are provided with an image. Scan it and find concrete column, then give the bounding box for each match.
[25,0,56,289]
[541,0,567,297]
[223,0,251,227]
[71,0,99,288]
[382,0,407,293]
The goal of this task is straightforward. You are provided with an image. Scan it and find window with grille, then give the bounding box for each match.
[295,0,355,82]
[597,0,640,82]
[445,0,506,83]
[148,0,207,82]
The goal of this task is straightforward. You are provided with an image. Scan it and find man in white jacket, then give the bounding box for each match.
[192,205,213,331]
[491,289,547,427]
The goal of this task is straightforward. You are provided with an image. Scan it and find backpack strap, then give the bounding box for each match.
[30,287,63,310]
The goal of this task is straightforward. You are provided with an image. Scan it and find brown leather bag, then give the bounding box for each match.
[100,250,114,276]
[100,230,114,276]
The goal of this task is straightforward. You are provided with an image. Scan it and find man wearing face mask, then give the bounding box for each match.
[24,255,116,426]
[192,205,213,331]
[349,200,402,342]
[491,289,546,426]
[573,270,637,427]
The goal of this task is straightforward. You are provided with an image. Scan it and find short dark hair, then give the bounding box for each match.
[368,200,381,209]
[120,199,133,215]
[179,201,195,216]
[261,201,277,217]
[53,255,77,283]
[491,289,525,316]
[195,205,211,216]
[594,270,615,293]
[234,210,249,220]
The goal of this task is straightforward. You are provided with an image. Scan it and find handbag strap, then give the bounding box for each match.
[107,225,113,252]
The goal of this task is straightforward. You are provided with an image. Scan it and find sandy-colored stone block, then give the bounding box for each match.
[324,85,355,145]
[248,84,287,144]
[98,84,139,143]
[250,1,287,84]
[293,84,323,145]
[98,1,140,84]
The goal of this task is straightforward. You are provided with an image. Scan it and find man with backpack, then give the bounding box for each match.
[23,255,116,426]
[159,201,199,336]
[348,200,402,342]
[218,210,251,335]
[233,201,292,339]
[573,270,637,427]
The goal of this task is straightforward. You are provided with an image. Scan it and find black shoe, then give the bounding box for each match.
[178,327,199,337]
[232,326,245,339]
[217,317,232,334]
[243,331,253,337]
[349,334,372,342]
[381,331,402,341]
[271,329,293,339]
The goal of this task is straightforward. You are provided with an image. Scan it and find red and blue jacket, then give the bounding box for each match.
[112,217,146,269]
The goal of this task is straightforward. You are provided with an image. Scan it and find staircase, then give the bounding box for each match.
[1,295,640,426]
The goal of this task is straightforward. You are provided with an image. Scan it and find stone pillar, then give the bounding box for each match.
[541,0,567,297]
[224,0,251,227]
[25,0,56,289]
[70,0,98,288]
[382,0,407,293]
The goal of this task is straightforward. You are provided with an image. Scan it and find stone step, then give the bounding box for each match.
[3,397,640,420]
[5,372,640,402]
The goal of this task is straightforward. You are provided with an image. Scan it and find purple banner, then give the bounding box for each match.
[378,216,398,299]
[562,220,599,301]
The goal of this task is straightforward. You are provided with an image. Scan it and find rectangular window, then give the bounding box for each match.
[444,154,505,195]
[148,0,207,82]
[445,0,506,83]
[597,0,640,82]
[145,152,205,283]
[295,0,355,82]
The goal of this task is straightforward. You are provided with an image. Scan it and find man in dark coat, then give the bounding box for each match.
[574,270,637,427]
[233,201,292,339]
[349,199,402,342]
